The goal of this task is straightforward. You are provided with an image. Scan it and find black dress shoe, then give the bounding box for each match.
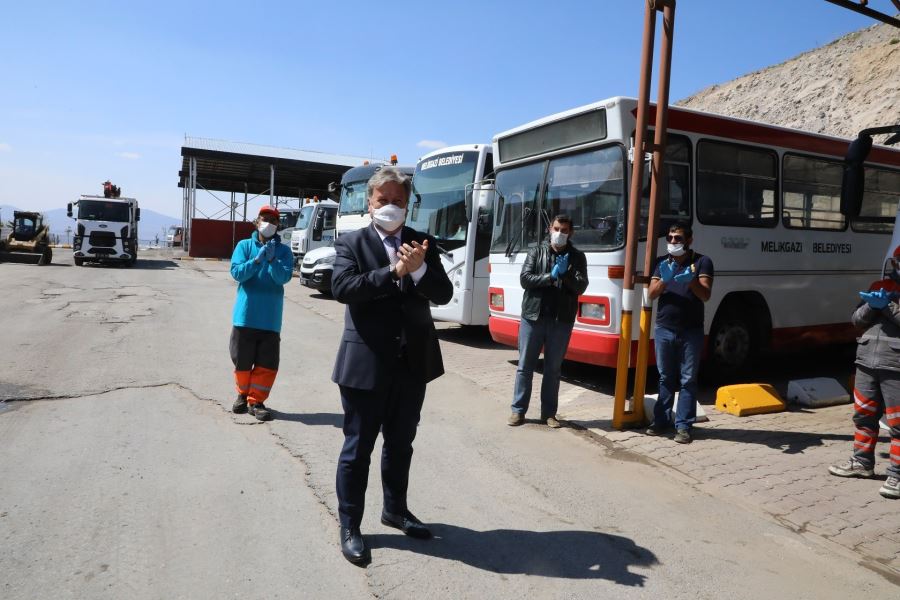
[381,510,432,539]
[340,527,370,565]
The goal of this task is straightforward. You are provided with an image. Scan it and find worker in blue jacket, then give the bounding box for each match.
[229,205,294,421]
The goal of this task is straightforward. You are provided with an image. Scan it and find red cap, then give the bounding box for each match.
[259,205,280,218]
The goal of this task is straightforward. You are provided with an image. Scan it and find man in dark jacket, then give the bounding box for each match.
[509,214,588,428]
[331,166,453,565]
[828,278,900,500]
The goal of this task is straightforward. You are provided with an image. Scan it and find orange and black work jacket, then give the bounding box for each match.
[519,241,588,324]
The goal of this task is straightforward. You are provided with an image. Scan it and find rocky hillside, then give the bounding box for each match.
[677,21,900,144]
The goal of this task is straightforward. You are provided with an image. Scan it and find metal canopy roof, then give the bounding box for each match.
[179,136,375,198]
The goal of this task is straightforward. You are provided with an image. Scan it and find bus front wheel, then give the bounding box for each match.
[707,309,758,380]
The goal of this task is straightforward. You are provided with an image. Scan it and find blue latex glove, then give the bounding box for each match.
[658,259,675,283]
[674,267,695,284]
[550,264,561,280]
[264,240,277,262]
[860,288,890,310]
[254,244,268,263]
[556,253,570,275]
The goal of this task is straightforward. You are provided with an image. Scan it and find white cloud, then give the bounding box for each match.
[118,151,141,160]
[416,139,448,150]
[0,143,11,153]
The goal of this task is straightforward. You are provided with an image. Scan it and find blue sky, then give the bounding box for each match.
[0,0,879,218]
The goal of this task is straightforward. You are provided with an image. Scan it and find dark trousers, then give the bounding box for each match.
[335,361,426,529]
[229,326,280,403]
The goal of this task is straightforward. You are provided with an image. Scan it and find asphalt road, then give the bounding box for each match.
[0,252,894,599]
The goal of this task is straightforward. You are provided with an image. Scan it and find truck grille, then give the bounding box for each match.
[89,231,117,247]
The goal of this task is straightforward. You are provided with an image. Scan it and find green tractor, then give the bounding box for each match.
[0,211,53,265]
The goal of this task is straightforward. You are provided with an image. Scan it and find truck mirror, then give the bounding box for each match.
[136,207,141,221]
[464,184,474,223]
[67,203,73,218]
[841,133,873,218]
[327,181,339,201]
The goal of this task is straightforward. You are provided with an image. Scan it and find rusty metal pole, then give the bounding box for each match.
[613,0,657,430]
[632,0,677,425]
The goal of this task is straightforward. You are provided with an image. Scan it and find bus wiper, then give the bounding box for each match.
[435,242,453,258]
[505,207,532,258]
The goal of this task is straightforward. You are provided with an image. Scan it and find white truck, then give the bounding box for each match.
[68,192,140,267]
[299,162,414,293]
[290,199,339,265]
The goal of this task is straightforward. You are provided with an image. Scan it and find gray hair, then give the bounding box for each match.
[367,166,412,200]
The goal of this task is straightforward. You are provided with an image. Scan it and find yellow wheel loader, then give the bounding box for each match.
[0,211,53,265]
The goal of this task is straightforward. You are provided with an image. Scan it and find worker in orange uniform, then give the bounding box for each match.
[229,205,294,421]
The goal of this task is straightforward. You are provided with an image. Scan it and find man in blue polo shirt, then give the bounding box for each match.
[646,221,714,444]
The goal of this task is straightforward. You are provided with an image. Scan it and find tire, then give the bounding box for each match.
[37,247,52,265]
[707,308,758,381]
[74,257,84,266]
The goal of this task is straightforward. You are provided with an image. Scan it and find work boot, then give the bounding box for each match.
[248,402,272,422]
[828,457,874,478]
[545,416,561,429]
[879,475,899,499]
[507,412,524,426]
[232,394,248,414]
[673,429,692,444]
[645,423,666,436]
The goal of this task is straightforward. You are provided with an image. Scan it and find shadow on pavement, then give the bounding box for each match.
[692,427,855,454]
[307,292,334,300]
[438,325,508,350]
[135,260,178,270]
[368,525,657,585]
[70,259,178,270]
[272,410,343,428]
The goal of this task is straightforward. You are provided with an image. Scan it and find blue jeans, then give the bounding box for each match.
[512,317,574,419]
[653,326,703,431]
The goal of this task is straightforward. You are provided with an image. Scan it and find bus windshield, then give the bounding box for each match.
[279,210,300,230]
[295,205,315,230]
[491,145,626,254]
[339,181,369,216]
[408,151,478,250]
[77,200,130,222]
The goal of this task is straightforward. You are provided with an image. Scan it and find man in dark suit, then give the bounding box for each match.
[331,166,453,565]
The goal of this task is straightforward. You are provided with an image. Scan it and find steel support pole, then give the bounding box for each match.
[613,0,658,430]
[231,191,236,251]
[632,0,676,424]
[244,183,248,221]
[270,164,275,207]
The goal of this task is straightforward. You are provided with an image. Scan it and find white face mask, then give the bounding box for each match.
[258,221,277,238]
[667,243,685,257]
[372,203,406,232]
[550,231,569,247]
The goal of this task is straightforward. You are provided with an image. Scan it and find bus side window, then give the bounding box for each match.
[640,133,692,238]
[697,140,776,228]
[851,166,900,233]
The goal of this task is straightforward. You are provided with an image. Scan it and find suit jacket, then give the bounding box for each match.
[331,223,453,390]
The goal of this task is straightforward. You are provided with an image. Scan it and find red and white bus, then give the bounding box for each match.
[487,96,900,374]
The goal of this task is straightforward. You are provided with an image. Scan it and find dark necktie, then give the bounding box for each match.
[386,236,400,266]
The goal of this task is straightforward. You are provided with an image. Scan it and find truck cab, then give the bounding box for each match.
[290,199,339,264]
[298,161,414,293]
[68,195,140,267]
